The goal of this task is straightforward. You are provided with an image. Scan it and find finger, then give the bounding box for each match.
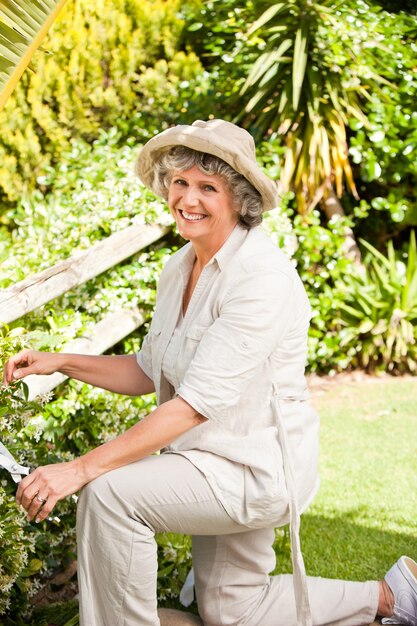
[34,496,57,524]
[26,492,50,522]
[18,467,55,518]
[16,472,37,506]
[17,468,50,511]
[3,357,18,386]
[11,365,33,381]
[3,350,31,385]
[18,483,41,512]
[11,350,36,381]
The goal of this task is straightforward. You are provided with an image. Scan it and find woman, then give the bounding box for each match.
[3,119,416,626]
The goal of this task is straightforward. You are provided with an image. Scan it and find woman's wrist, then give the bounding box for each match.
[76,448,109,486]
[75,454,95,486]
[56,352,79,377]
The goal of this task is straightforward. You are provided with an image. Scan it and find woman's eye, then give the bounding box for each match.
[203,185,216,192]
[171,178,187,185]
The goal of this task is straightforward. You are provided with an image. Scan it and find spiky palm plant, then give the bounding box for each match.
[0,0,69,109]
[239,0,388,218]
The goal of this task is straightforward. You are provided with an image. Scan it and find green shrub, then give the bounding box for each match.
[335,231,417,372]
[259,129,417,373]
[0,132,172,286]
[0,0,204,205]
[0,130,175,616]
[0,325,44,616]
[156,533,192,602]
[287,210,357,373]
[346,8,417,243]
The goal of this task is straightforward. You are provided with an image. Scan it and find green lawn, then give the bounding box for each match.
[274,375,417,582]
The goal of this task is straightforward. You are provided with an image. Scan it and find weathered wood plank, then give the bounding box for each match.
[0,223,169,324]
[24,307,145,400]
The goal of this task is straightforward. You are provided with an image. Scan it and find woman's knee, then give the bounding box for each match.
[197,585,248,626]
[78,472,110,509]
[76,472,121,534]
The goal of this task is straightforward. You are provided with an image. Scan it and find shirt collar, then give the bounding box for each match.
[212,223,248,271]
[178,223,249,275]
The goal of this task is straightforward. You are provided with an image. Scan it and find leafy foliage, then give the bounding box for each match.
[0,325,44,616]
[0,0,69,110]
[182,0,417,253]
[237,0,393,213]
[0,0,203,204]
[156,533,192,602]
[289,210,357,372]
[0,130,175,617]
[347,10,417,244]
[335,231,417,372]
[0,131,173,286]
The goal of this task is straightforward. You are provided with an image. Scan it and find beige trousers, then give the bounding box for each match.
[76,454,379,626]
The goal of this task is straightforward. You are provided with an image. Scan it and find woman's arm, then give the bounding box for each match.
[3,350,155,396]
[17,396,207,522]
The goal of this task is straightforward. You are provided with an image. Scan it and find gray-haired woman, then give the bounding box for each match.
[3,119,416,626]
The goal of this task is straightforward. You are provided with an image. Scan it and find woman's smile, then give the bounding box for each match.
[179,209,207,222]
[168,166,238,258]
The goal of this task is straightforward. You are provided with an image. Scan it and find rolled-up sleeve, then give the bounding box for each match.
[177,267,296,423]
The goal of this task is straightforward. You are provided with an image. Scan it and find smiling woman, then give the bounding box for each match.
[4,119,416,626]
[151,143,266,230]
[167,165,238,264]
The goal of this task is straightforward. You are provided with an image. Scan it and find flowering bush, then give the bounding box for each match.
[0,135,171,617]
[0,325,44,615]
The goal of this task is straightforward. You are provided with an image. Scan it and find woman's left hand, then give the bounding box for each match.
[16,458,87,523]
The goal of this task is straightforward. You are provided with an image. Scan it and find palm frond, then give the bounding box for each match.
[292,22,308,110]
[0,0,69,110]
[237,0,391,214]
[242,43,291,92]
[247,2,288,36]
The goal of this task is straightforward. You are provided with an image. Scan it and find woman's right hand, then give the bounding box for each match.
[2,349,63,387]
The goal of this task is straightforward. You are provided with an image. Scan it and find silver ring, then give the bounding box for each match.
[36,495,47,503]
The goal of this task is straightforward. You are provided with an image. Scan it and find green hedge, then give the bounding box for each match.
[0,135,174,618]
[0,0,203,205]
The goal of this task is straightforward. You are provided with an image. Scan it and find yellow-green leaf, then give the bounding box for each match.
[0,0,69,110]
[292,22,308,110]
[247,3,288,36]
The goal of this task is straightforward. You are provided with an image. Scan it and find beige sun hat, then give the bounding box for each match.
[135,119,278,212]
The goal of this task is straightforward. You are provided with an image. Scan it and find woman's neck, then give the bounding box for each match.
[190,224,237,268]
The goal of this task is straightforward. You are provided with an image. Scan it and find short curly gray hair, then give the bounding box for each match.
[151,146,264,229]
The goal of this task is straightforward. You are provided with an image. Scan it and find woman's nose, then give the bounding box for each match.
[182,185,200,206]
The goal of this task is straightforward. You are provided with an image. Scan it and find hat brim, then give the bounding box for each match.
[135,123,278,212]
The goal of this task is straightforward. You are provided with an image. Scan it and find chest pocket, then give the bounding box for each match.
[178,321,213,377]
[185,322,212,342]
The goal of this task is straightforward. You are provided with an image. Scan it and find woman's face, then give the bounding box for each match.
[167,166,238,252]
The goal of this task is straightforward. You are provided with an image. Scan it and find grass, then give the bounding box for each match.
[10,375,417,625]
[273,375,417,582]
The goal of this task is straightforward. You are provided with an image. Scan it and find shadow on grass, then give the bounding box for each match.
[286,509,416,581]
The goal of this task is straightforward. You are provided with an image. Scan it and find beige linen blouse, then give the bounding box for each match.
[136,224,319,527]
[136,223,319,624]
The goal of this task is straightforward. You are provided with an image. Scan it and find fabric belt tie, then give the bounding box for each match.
[179,394,313,624]
[272,394,312,626]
